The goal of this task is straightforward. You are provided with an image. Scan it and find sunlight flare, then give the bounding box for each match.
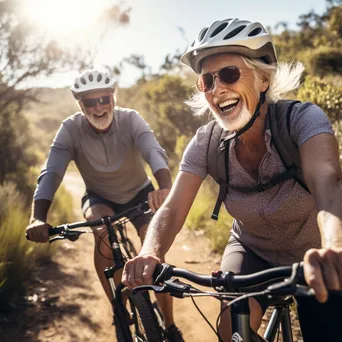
[21,0,109,39]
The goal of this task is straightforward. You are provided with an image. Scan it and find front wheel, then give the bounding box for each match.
[115,290,164,342]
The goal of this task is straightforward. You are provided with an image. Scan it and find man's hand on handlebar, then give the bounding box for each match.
[26,220,52,243]
[122,254,161,288]
[147,189,170,213]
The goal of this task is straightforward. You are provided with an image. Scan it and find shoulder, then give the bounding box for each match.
[285,101,334,146]
[191,120,218,148]
[61,112,84,128]
[115,107,141,121]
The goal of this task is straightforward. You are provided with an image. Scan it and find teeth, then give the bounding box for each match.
[218,99,239,109]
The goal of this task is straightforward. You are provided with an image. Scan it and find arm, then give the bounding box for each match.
[122,171,203,287]
[26,199,52,242]
[26,122,74,242]
[148,168,172,212]
[300,133,342,302]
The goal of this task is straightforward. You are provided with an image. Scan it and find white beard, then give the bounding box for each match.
[87,112,113,131]
[213,103,252,132]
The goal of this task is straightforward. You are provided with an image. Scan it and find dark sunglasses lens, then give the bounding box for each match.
[219,66,240,84]
[196,73,214,92]
[99,96,110,105]
[83,96,110,108]
[83,99,97,108]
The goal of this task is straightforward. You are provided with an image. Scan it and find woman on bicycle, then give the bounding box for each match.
[123,18,342,342]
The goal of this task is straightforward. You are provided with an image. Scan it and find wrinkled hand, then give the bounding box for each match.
[122,254,161,289]
[26,220,51,243]
[148,188,170,213]
[303,248,342,303]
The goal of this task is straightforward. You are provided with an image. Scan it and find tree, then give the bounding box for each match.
[0,0,130,189]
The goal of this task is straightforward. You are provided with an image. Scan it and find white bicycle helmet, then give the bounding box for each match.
[70,69,116,100]
[181,18,277,74]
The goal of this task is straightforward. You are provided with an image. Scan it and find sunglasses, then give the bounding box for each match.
[196,65,245,93]
[82,95,111,108]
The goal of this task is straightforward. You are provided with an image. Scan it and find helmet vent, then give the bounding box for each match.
[199,28,208,42]
[210,23,228,37]
[223,25,246,40]
[97,74,102,82]
[80,77,86,85]
[88,74,93,82]
[74,83,79,89]
[105,77,110,84]
[190,40,195,47]
[248,27,262,36]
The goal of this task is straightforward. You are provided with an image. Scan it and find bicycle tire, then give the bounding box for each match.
[129,291,164,342]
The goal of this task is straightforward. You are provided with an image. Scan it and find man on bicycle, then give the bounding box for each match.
[25,69,184,342]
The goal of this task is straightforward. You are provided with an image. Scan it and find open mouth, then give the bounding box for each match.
[218,99,239,113]
[94,112,107,118]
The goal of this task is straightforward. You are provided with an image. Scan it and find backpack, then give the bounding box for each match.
[206,100,309,220]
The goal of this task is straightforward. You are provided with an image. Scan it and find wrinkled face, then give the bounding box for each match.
[201,54,269,131]
[79,90,115,132]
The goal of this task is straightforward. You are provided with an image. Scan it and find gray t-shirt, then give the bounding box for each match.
[34,107,168,204]
[180,102,334,266]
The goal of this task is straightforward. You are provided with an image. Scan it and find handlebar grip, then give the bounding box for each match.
[153,263,174,284]
[152,264,164,283]
[48,227,64,236]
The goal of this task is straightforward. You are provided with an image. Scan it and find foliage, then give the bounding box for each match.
[307,46,342,76]
[0,180,74,307]
[297,75,342,123]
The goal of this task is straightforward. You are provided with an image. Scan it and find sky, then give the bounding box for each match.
[23,0,328,89]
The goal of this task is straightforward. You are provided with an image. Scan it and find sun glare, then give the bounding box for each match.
[21,0,109,39]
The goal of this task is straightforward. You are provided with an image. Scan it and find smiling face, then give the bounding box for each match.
[79,90,115,132]
[201,54,269,131]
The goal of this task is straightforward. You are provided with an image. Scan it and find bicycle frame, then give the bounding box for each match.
[230,297,294,342]
[101,215,140,342]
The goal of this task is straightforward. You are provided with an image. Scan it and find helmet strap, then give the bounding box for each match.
[221,87,268,142]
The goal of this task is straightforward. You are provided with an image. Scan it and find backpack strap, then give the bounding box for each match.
[206,120,231,220]
[269,100,309,192]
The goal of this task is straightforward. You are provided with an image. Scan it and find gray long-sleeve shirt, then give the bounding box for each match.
[34,107,169,204]
[180,102,334,266]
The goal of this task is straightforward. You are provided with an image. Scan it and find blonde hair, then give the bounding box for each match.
[185,57,305,116]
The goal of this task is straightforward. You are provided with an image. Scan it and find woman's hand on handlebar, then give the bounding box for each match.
[26,219,52,243]
[122,254,161,289]
[304,247,342,303]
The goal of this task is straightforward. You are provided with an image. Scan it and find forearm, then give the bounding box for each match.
[30,199,52,223]
[140,204,183,259]
[315,180,342,248]
[154,168,172,189]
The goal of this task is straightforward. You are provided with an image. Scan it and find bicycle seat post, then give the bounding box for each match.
[102,216,124,267]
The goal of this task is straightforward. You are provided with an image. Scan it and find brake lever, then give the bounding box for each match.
[49,230,82,243]
[132,279,200,298]
[49,236,67,243]
[132,284,167,294]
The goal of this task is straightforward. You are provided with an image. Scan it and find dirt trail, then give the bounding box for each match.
[1,170,221,342]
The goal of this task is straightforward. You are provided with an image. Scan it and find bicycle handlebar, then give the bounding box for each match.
[133,262,308,297]
[48,201,150,241]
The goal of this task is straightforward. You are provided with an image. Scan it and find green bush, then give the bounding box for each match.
[297,75,342,122]
[0,179,74,308]
[308,47,342,76]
